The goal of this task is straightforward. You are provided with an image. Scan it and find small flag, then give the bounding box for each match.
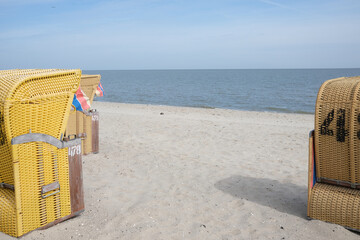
[96,82,104,97]
[72,87,90,111]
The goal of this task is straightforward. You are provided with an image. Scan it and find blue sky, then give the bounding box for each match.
[0,0,359,70]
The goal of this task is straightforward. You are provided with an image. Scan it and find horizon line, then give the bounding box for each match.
[83,67,360,71]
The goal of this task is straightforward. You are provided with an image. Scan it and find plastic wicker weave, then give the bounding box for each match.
[77,111,85,151]
[0,69,81,237]
[83,112,92,155]
[64,110,85,150]
[315,76,360,184]
[65,110,98,155]
[65,106,77,138]
[0,189,16,236]
[308,183,360,230]
[309,76,360,231]
[80,74,101,105]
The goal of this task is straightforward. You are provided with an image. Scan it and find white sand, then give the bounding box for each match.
[2,101,359,239]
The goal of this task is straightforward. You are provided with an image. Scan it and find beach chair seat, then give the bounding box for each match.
[308,76,360,231]
[0,69,84,237]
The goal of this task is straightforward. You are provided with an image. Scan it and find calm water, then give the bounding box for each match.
[84,69,360,114]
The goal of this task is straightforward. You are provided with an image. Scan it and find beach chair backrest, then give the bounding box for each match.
[315,76,360,186]
[80,74,101,105]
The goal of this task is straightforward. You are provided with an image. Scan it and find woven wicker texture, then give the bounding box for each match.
[0,189,16,236]
[80,74,101,104]
[65,110,98,155]
[0,69,73,186]
[83,113,92,155]
[310,76,360,231]
[77,111,85,151]
[315,76,360,184]
[65,108,85,151]
[14,142,71,234]
[308,183,360,229]
[65,106,77,138]
[0,69,80,237]
[91,111,99,154]
[307,131,314,217]
[0,69,59,184]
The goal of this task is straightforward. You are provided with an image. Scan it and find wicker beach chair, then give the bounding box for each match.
[79,74,100,154]
[65,108,99,155]
[308,76,360,231]
[0,69,84,237]
[65,74,101,155]
[80,74,101,105]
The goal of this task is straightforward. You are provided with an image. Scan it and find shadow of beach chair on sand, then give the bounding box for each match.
[0,69,84,237]
[308,76,360,232]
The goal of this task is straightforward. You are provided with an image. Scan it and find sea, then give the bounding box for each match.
[83,69,360,114]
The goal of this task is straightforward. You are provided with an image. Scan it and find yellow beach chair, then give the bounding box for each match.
[308,76,360,231]
[0,69,84,237]
[65,74,101,155]
[80,74,101,105]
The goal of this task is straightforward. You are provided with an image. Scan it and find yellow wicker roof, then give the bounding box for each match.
[0,69,81,102]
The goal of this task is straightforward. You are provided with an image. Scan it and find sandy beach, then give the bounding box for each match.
[2,101,359,240]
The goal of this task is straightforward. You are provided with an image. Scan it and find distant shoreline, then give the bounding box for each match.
[84,68,360,71]
[93,100,315,115]
[86,69,360,115]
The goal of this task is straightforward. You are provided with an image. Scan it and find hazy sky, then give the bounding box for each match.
[1,0,359,70]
